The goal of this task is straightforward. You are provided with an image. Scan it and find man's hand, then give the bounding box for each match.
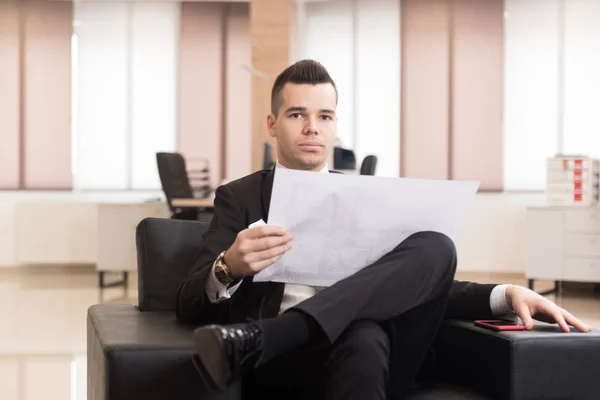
[505,285,592,333]
[223,225,293,279]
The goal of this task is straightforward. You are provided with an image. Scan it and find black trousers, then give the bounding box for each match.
[244,231,457,399]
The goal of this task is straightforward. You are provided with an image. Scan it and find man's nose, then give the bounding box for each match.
[303,116,320,135]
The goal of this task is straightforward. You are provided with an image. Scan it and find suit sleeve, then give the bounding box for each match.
[176,185,246,325]
[444,280,498,320]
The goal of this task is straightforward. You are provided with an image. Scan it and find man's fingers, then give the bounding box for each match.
[514,303,534,330]
[250,252,288,272]
[562,309,592,333]
[550,308,570,332]
[244,233,293,253]
[245,241,292,266]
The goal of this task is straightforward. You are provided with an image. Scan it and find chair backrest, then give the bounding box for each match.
[156,152,194,213]
[360,155,378,175]
[333,147,357,170]
[136,217,209,311]
[263,142,276,169]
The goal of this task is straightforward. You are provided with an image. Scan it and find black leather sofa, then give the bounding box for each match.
[87,218,600,400]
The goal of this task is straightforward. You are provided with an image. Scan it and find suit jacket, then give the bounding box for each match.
[176,168,498,326]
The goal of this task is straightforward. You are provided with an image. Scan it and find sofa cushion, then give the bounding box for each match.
[434,320,600,400]
[88,304,490,400]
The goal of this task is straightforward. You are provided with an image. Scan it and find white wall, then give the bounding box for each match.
[455,192,546,273]
[1,191,545,273]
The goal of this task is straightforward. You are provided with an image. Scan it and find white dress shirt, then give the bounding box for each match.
[205,163,515,318]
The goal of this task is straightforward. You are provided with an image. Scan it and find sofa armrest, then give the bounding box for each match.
[433,320,600,400]
[87,304,240,400]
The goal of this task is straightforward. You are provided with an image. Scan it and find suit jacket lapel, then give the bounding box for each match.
[261,167,275,221]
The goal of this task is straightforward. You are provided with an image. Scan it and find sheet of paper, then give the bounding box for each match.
[253,168,479,286]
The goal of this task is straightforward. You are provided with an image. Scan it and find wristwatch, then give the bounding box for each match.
[214,251,235,286]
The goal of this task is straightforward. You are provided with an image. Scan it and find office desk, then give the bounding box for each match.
[171,198,214,208]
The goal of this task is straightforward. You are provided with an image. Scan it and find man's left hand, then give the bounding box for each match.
[505,285,592,333]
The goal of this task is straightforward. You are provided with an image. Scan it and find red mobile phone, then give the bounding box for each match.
[474,319,526,331]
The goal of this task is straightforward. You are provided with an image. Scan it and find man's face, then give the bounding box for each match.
[267,83,337,171]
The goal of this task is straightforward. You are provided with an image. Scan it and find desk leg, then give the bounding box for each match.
[528,279,559,296]
[98,271,128,289]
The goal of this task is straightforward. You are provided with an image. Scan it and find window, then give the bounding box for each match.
[504,0,600,191]
[73,2,179,190]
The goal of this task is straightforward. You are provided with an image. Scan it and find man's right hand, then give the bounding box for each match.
[223,225,293,279]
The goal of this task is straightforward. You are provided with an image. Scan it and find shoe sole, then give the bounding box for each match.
[193,326,230,391]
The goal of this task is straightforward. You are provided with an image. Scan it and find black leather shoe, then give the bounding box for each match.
[192,322,264,391]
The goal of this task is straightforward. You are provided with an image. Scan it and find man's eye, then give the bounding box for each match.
[290,113,302,119]
[321,115,332,121]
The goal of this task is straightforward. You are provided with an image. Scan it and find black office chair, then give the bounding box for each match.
[359,155,378,175]
[263,142,276,170]
[333,147,357,170]
[156,152,213,221]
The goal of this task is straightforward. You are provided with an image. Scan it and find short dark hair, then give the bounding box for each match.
[270,59,338,116]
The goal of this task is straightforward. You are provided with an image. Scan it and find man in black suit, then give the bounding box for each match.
[177,59,591,399]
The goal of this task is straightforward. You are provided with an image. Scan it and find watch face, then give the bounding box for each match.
[215,265,233,285]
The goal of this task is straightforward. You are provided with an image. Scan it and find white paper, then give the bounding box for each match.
[249,219,266,228]
[253,168,479,286]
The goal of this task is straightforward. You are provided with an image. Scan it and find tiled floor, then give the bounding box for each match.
[0,267,598,400]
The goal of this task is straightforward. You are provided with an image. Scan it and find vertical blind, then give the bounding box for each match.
[2,0,600,191]
[0,0,73,190]
[503,0,560,191]
[73,2,179,190]
[562,0,600,159]
[504,0,600,190]
[302,0,401,178]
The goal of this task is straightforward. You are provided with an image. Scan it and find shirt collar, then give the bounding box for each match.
[276,161,329,173]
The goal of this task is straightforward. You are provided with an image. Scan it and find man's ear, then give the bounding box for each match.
[267,113,277,138]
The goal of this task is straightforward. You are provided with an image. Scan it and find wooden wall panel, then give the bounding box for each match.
[225,3,252,181]
[250,0,295,172]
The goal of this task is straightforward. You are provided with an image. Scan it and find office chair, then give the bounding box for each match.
[333,147,357,170]
[156,152,212,221]
[359,155,378,176]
